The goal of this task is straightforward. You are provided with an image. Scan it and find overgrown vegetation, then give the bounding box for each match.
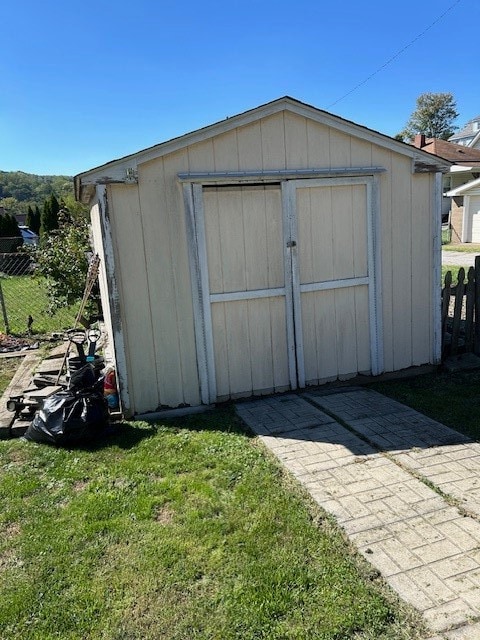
[0,410,424,640]
[34,208,93,313]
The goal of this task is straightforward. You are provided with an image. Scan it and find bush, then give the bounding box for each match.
[34,210,97,314]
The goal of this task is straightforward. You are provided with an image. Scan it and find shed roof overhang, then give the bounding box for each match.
[74,96,452,204]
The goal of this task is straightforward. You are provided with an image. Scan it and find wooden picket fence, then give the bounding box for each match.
[442,256,480,358]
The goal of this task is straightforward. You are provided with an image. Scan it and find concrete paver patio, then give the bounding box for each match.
[236,388,480,638]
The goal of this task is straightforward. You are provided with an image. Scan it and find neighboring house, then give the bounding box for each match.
[75,96,450,417]
[449,115,480,149]
[445,178,480,243]
[412,134,480,243]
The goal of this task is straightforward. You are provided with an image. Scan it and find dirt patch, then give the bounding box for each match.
[154,505,175,525]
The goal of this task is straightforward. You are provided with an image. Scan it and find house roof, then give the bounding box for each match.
[414,137,480,168]
[446,176,480,197]
[449,115,480,143]
[75,96,452,203]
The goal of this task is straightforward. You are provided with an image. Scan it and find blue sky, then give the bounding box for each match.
[1,0,474,176]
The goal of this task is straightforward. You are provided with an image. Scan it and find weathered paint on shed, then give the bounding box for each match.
[75,98,450,416]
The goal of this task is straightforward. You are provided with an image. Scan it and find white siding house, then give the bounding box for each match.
[75,97,450,417]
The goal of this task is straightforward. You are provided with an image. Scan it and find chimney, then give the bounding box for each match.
[414,134,426,148]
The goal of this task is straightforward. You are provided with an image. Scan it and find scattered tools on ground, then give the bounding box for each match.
[55,254,100,386]
[5,324,115,441]
[1,254,121,442]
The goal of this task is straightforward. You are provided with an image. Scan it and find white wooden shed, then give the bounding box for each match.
[75,97,450,417]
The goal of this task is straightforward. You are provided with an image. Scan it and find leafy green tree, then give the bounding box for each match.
[0,196,23,217]
[398,92,458,142]
[35,210,96,313]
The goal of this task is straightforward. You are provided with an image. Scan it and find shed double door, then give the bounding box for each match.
[192,177,379,403]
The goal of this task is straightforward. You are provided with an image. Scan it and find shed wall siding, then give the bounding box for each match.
[108,184,157,412]
[107,111,434,413]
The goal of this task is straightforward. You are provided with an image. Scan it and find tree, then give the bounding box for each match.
[32,205,41,234]
[26,205,34,229]
[398,92,458,142]
[40,193,60,237]
[0,196,23,217]
[35,208,96,313]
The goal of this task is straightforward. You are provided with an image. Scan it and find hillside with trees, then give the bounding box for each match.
[0,170,73,217]
[0,170,93,315]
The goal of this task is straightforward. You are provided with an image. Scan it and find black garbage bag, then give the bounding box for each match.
[25,389,109,446]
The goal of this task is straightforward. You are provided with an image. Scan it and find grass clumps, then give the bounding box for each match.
[0,409,423,639]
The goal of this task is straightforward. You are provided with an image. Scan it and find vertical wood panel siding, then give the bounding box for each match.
[260,113,286,169]
[284,112,309,168]
[306,121,331,167]
[391,154,413,371]
[108,184,158,412]
[237,121,263,170]
[371,147,394,370]
[411,173,433,365]
[145,150,200,408]
[105,110,436,412]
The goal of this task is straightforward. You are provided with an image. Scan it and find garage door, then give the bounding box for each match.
[185,177,381,403]
[470,196,480,243]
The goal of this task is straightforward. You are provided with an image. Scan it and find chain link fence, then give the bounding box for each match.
[0,238,78,338]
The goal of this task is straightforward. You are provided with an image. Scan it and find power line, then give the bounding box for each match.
[327,0,462,109]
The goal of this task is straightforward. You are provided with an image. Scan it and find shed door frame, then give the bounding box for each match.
[183,174,383,405]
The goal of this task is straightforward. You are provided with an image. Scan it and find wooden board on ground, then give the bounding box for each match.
[25,385,63,400]
[36,358,65,374]
[0,352,42,438]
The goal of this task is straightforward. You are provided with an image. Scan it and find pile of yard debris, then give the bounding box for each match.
[0,333,38,353]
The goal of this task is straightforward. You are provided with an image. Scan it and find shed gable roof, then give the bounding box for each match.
[75,96,451,203]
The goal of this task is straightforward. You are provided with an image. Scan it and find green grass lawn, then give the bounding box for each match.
[0,275,79,336]
[371,368,480,442]
[442,243,480,253]
[0,409,424,640]
[441,264,464,284]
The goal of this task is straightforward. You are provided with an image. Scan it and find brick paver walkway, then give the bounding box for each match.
[236,389,480,638]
